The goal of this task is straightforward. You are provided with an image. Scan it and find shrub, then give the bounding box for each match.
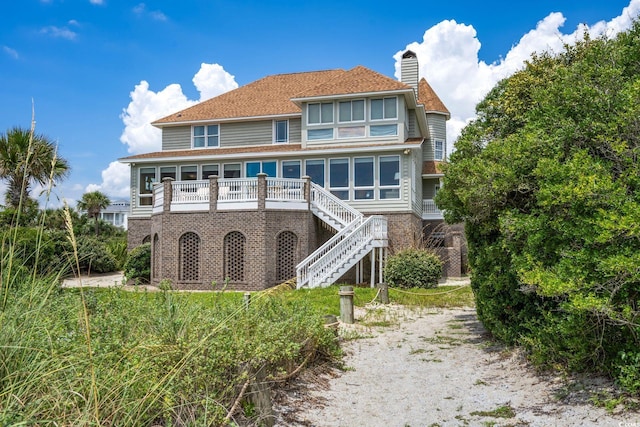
[106,238,128,270]
[124,243,151,283]
[384,248,442,289]
[75,236,118,273]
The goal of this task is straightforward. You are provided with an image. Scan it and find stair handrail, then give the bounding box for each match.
[310,183,362,227]
[304,215,387,288]
[296,217,363,288]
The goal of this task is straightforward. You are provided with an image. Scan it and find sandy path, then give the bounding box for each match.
[274,305,638,427]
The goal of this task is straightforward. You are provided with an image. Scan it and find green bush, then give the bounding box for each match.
[124,243,151,283]
[75,236,118,273]
[106,238,128,270]
[384,249,442,289]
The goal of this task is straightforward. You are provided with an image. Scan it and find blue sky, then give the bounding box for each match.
[1,0,638,207]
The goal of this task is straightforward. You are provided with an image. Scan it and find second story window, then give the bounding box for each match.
[339,100,364,122]
[274,120,288,143]
[308,102,333,124]
[435,140,444,160]
[371,97,397,120]
[193,125,219,148]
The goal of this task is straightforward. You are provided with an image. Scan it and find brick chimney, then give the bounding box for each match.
[401,50,419,98]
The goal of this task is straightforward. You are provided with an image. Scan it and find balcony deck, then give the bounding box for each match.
[422,199,443,220]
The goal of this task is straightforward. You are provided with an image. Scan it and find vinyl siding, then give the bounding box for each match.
[289,118,302,144]
[407,110,417,138]
[221,121,272,147]
[422,178,440,198]
[162,126,191,150]
[423,113,447,162]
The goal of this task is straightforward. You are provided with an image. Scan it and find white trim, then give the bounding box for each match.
[119,142,423,164]
[153,113,301,128]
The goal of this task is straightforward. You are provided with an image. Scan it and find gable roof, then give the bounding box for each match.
[418,78,449,115]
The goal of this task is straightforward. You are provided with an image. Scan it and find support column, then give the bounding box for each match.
[208,175,218,212]
[302,175,311,210]
[370,249,375,288]
[257,173,267,211]
[162,177,174,212]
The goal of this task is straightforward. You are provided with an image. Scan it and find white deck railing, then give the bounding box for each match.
[218,178,258,202]
[423,199,442,215]
[266,177,305,201]
[172,180,210,204]
[310,183,361,227]
[301,215,387,288]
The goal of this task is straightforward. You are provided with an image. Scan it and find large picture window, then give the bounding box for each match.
[329,158,349,200]
[371,97,397,120]
[159,166,176,180]
[202,164,219,179]
[180,165,197,181]
[246,161,277,177]
[305,159,325,185]
[354,157,374,200]
[193,125,219,148]
[223,163,241,178]
[379,156,400,199]
[282,160,301,179]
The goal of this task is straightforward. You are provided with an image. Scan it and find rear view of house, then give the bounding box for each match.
[119,51,460,290]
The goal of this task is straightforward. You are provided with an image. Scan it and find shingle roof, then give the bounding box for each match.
[292,65,411,98]
[418,78,449,115]
[422,161,444,175]
[153,70,345,125]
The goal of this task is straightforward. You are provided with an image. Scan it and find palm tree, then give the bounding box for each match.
[0,126,70,209]
[77,191,111,236]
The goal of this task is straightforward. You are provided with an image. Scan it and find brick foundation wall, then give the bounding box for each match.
[127,217,151,251]
[151,209,314,291]
[384,212,423,253]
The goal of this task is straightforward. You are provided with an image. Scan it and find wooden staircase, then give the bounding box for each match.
[296,183,388,289]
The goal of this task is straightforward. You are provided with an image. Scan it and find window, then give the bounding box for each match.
[246,161,277,177]
[337,126,365,139]
[223,163,241,178]
[435,140,444,160]
[371,97,397,120]
[329,158,349,200]
[138,167,156,206]
[308,102,333,124]
[379,156,400,199]
[307,128,333,140]
[274,120,288,143]
[202,164,219,179]
[180,165,197,181]
[193,125,219,148]
[159,166,176,180]
[339,100,364,122]
[282,160,301,179]
[305,159,325,185]
[354,157,374,200]
[370,124,397,137]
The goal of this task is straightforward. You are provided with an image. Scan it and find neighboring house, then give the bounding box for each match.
[119,51,461,291]
[99,200,130,230]
[78,200,130,230]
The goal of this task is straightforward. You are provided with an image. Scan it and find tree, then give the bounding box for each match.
[437,23,640,392]
[77,191,111,236]
[0,126,70,210]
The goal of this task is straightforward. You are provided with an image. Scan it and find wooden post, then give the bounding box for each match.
[339,286,354,324]
[243,292,251,310]
[370,249,375,288]
[248,365,275,427]
[376,282,389,304]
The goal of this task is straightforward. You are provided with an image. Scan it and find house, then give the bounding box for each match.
[119,51,462,291]
[98,200,130,230]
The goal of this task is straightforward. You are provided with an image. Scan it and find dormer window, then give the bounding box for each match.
[193,125,219,148]
[371,97,397,120]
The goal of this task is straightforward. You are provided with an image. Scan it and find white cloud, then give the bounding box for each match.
[86,161,131,198]
[119,80,195,154]
[40,25,77,40]
[394,0,640,150]
[87,63,238,197]
[2,46,18,59]
[193,63,238,101]
[133,3,167,21]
